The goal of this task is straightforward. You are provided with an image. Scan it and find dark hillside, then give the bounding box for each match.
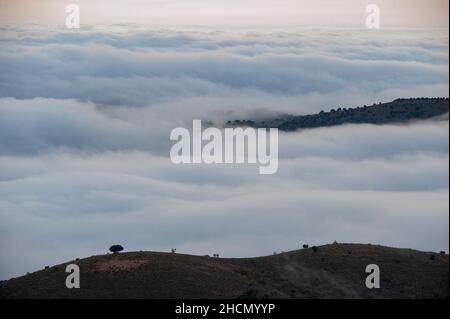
[227,98,449,131]
[0,243,447,299]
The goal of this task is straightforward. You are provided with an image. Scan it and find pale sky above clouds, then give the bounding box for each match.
[0,0,448,27]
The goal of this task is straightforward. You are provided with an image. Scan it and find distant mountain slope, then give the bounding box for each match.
[226,98,449,131]
[0,243,448,299]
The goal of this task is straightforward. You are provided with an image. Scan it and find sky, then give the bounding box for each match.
[0,1,449,281]
[0,0,448,27]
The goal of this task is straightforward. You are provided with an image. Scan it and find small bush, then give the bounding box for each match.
[302,244,309,249]
[312,246,318,253]
[235,268,249,276]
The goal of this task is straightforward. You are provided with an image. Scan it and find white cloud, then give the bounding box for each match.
[0,28,448,110]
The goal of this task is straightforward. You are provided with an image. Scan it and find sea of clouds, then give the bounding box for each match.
[0,25,448,280]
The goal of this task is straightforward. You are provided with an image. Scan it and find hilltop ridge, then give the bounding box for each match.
[226,98,449,131]
[0,243,448,299]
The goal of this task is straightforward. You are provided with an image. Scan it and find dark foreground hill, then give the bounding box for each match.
[0,243,448,299]
[227,98,449,131]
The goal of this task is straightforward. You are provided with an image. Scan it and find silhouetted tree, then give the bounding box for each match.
[109,245,124,254]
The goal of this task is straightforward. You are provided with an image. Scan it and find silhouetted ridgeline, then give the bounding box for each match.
[0,244,448,298]
[226,98,449,131]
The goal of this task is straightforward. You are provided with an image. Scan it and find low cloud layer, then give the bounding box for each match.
[0,26,448,280]
[0,26,448,113]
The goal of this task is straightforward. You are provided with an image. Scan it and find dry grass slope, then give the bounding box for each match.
[0,243,448,299]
